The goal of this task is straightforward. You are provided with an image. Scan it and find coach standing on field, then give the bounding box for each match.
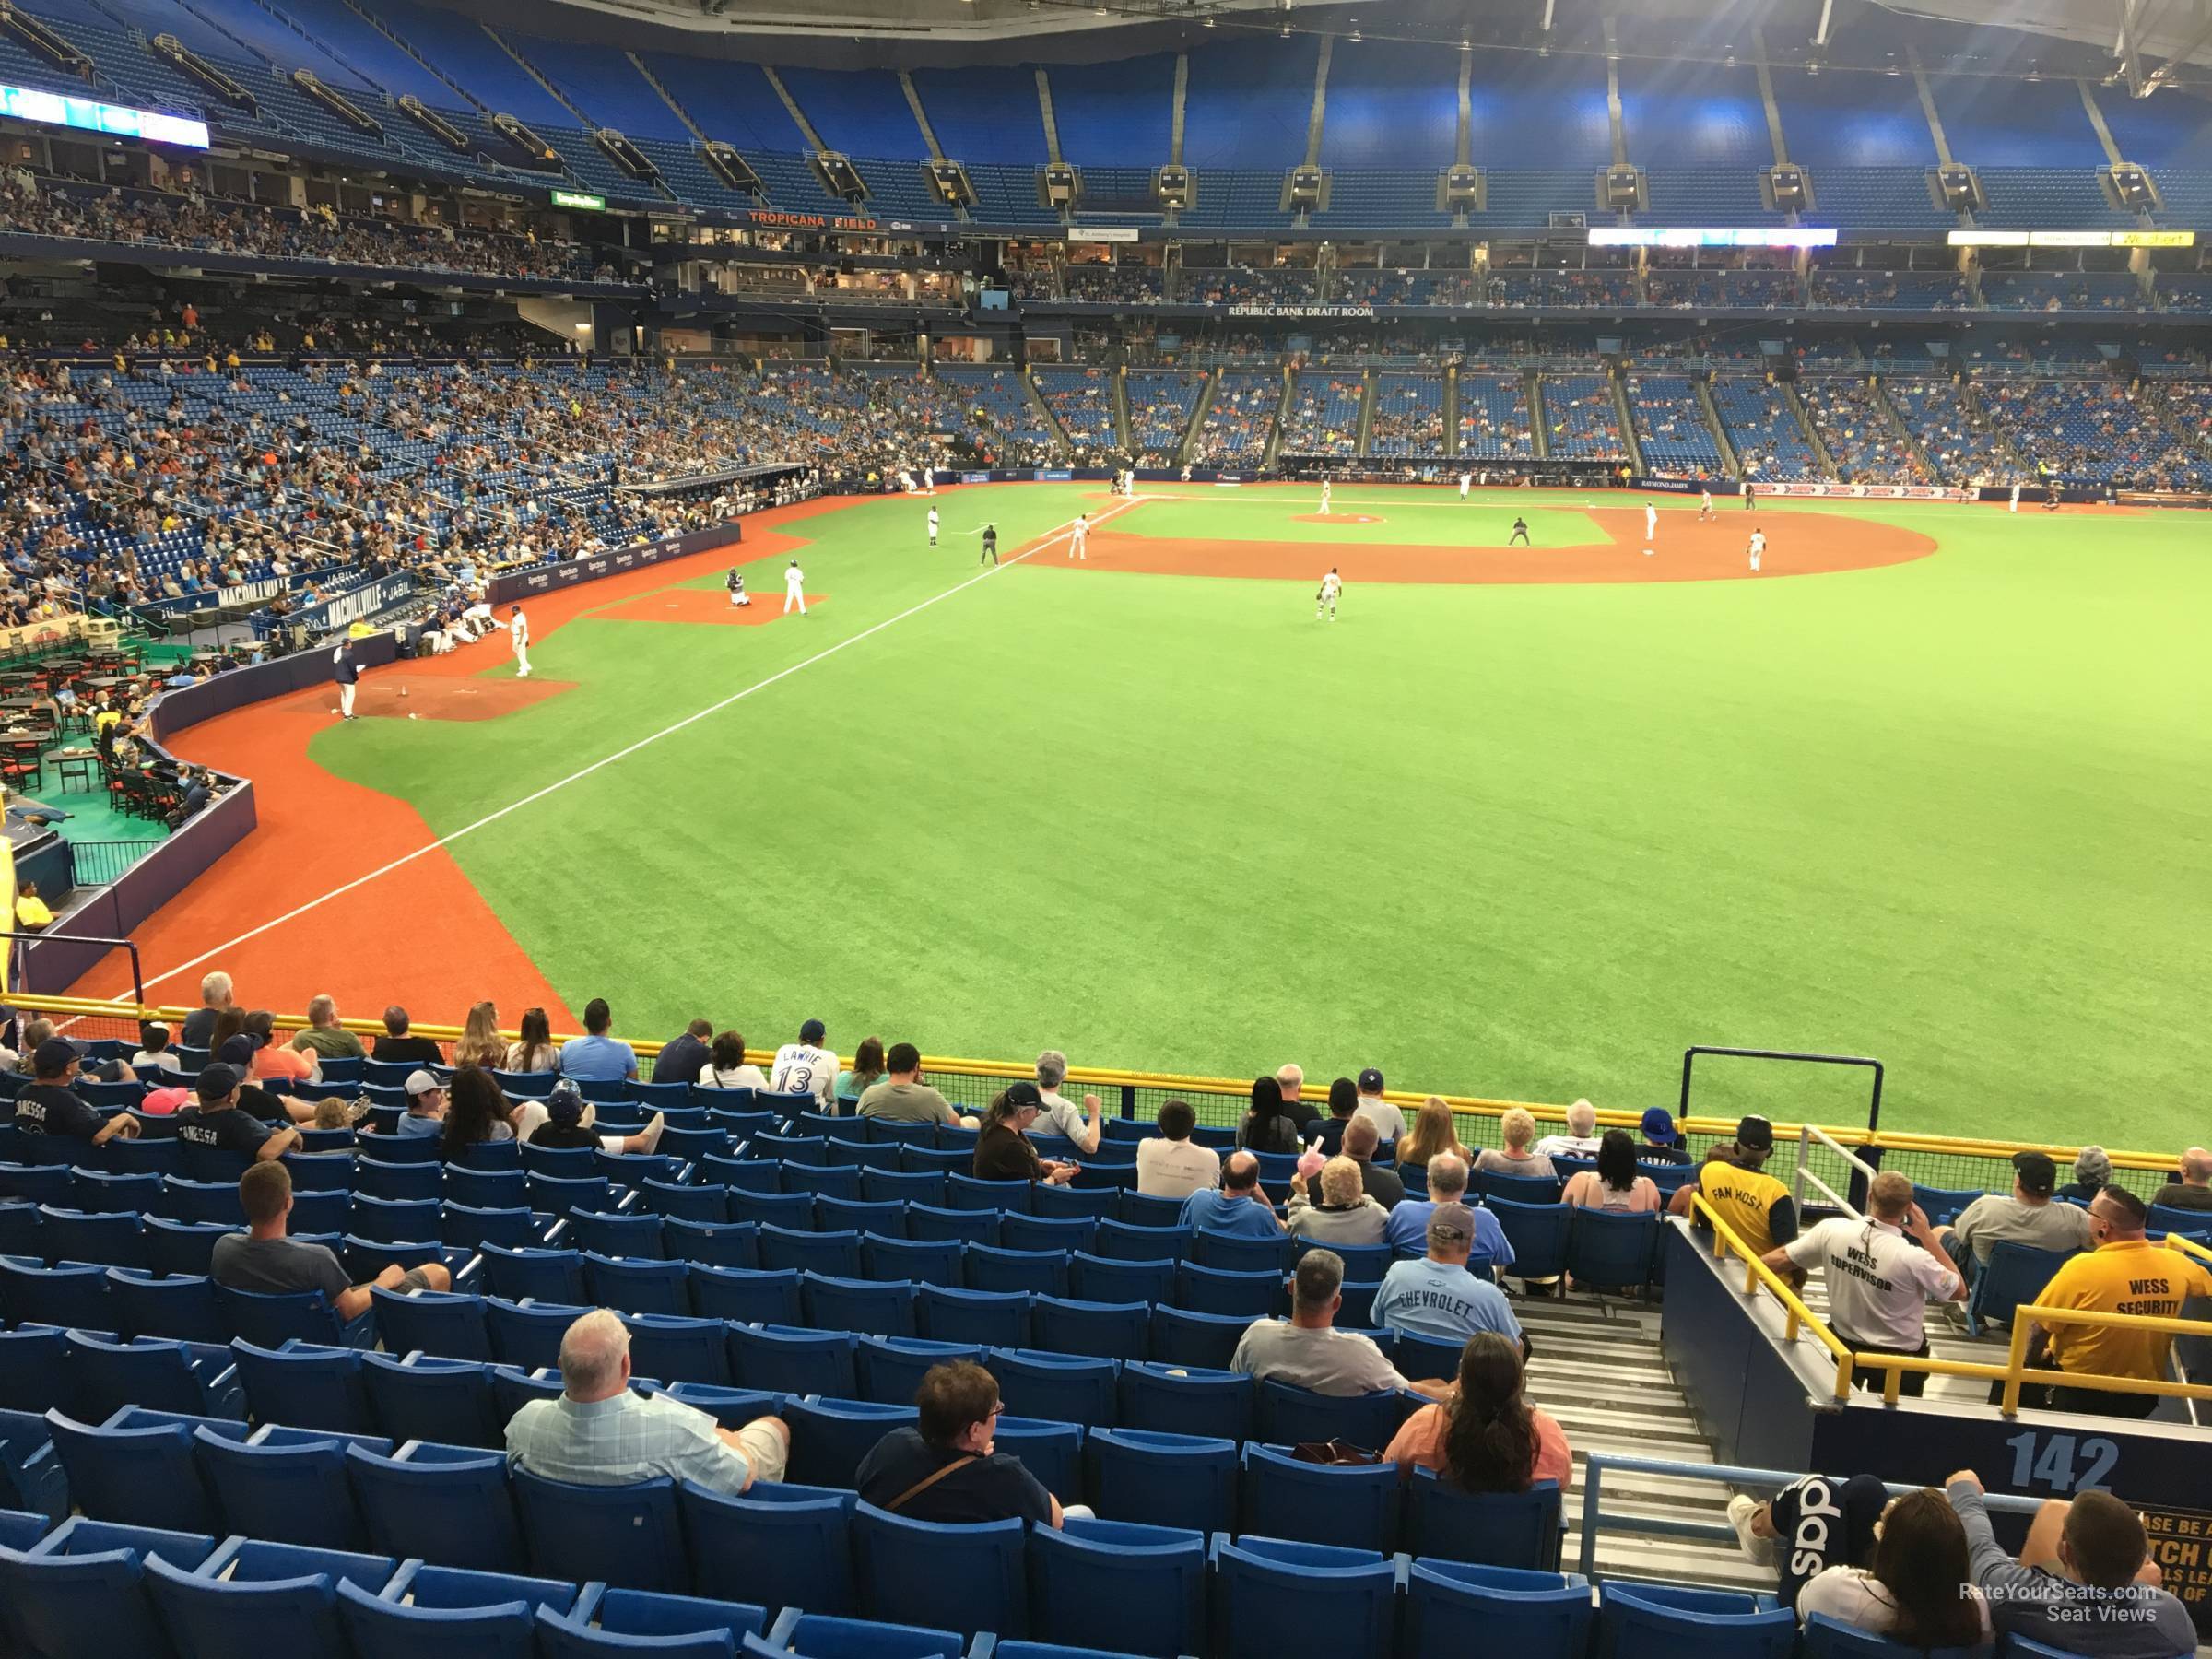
[333,641,359,721]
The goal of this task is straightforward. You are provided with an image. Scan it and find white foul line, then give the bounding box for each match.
[134,496,1141,997]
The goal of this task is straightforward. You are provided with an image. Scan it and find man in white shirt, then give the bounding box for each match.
[1766,1170,1964,1397]
[1351,1068,1404,1143]
[926,507,938,547]
[770,1019,837,1111]
[508,604,531,677]
[1135,1100,1220,1199]
[1031,1051,1101,1152]
[1532,1099,1603,1160]
[782,560,806,616]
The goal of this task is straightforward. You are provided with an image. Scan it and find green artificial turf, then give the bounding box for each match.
[1112,489,1606,547]
[312,486,2211,1149]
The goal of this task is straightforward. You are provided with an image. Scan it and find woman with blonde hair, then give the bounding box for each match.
[1397,1096,1471,1172]
[454,1001,507,1070]
[1287,1155,1389,1246]
[1475,1106,1558,1180]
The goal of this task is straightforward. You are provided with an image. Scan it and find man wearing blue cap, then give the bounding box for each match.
[175,1064,300,1162]
[1639,1107,1692,1165]
[771,1018,838,1112]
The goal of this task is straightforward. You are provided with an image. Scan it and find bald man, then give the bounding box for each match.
[2151,1147,2212,1214]
[1276,1063,1319,1132]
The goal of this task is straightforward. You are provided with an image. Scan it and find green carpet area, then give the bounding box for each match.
[1111,490,1606,547]
[313,487,2211,1149]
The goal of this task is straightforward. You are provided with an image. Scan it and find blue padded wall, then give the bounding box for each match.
[1320,41,1454,168]
[1772,68,1933,166]
[776,65,923,159]
[1046,54,1175,167]
[1180,37,1317,170]
[638,55,812,154]
[1466,52,1612,169]
[913,66,1046,165]
[1928,76,2102,166]
[510,34,690,140]
[1618,62,1771,168]
[2097,88,2212,168]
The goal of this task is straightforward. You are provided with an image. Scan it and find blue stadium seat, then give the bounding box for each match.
[788,1168,870,1207]
[1964,1241,2079,1336]
[782,1397,915,1489]
[1912,1186,1984,1228]
[1115,1359,1253,1441]
[588,1254,692,1317]
[529,1173,617,1219]
[805,1272,919,1337]
[728,1324,857,1396]
[1031,1293,1151,1361]
[143,1217,241,1278]
[512,1466,688,1593]
[1211,1535,1396,1659]
[1084,1427,1239,1534]
[905,1203,1001,1248]
[335,1574,539,1659]
[852,1500,1028,1640]
[966,1244,1070,1297]
[441,1203,542,1255]
[1594,1582,1796,1659]
[216,1283,368,1349]
[1389,1330,1467,1384]
[1241,1442,1401,1551]
[861,1169,947,1207]
[347,1442,527,1574]
[1173,1262,1283,1317]
[1147,1306,1252,1372]
[1255,1379,1412,1450]
[540,1586,769,1654]
[947,1175,1033,1215]
[159,1176,248,1225]
[1189,1232,1293,1275]
[1801,1611,1992,1659]
[361,1351,502,1447]
[2,1259,109,1332]
[1486,1199,1571,1284]
[1403,1559,1594,1659]
[231,1337,373,1433]
[855,1335,983,1406]
[917,1284,1032,1348]
[665,1219,763,1271]
[691,1265,803,1324]
[641,1181,730,1224]
[1001,1215,1098,1254]
[194,1426,366,1551]
[732,1189,816,1230]
[1405,1468,1563,1570]
[481,1244,590,1305]
[105,1266,227,1344]
[863,1234,965,1288]
[0,1521,217,1659]
[0,1405,69,1520]
[65,1330,243,1420]
[0,1325,73,1412]
[992,1415,1083,1500]
[679,1478,857,1617]
[71,1168,162,1215]
[372,1285,492,1360]
[522,1146,601,1182]
[1564,1210,1660,1292]
[626,1312,733,1386]
[1031,1185,1123,1222]
[758,1225,863,1278]
[440,1165,530,1211]
[986,1347,1118,1427]
[754,1608,965,1659]
[1090,1219,1186,1261]
[571,1209,668,1260]
[1067,1253,1176,1305]
[356,1159,443,1204]
[1026,1517,1207,1659]
[33,1206,145,1269]
[145,1538,394,1655]
[44,1410,222,1533]
[487,1299,592,1371]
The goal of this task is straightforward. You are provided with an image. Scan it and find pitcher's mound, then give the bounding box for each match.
[597,589,826,626]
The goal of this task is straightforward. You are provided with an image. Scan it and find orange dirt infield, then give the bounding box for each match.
[1070,508,1936,584]
[594,589,826,626]
[278,673,572,722]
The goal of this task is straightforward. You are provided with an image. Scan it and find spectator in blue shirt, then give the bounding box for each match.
[1179,1149,1286,1238]
[1371,1202,1526,1353]
[559,998,638,1082]
[1384,1152,1515,1269]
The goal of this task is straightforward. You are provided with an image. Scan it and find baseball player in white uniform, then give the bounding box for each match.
[927,507,939,547]
[1316,566,1342,621]
[770,1018,837,1110]
[1458,471,1472,500]
[782,560,806,615]
[1320,479,1333,516]
[726,568,749,607]
[2009,482,2021,513]
[1700,488,1715,521]
[1748,528,1766,572]
[508,604,531,677]
[922,465,935,495]
[1069,513,1088,560]
[1644,500,1659,542]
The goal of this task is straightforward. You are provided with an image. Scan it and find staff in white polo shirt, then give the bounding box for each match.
[1763,1170,1964,1398]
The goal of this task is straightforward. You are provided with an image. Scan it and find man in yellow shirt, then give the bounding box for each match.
[13,881,52,932]
[2030,1185,2212,1418]
[1668,1114,1800,1260]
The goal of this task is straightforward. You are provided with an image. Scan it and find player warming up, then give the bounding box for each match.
[927,506,939,547]
[1508,515,1530,546]
[1643,500,1659,548]
[726,568,750,607]
[1069,512,1089,560]
[783,560,807,616]
[1319,478,1334,516]
[1747,527,1766,572]
[1699,488,1715,522]
[980,524,999,566]
[1316,566,1343,621]
[508,604,531,677]
[1458,471,1472,500]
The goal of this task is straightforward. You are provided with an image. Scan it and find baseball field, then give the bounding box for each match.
[123,483,2211,1148]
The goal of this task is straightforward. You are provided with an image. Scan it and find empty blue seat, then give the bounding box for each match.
[1300,1240,1393,1280]
[1116,1360,1253,1441]
[1067,1253,1176,1305]
[0,1163,72,1204]
[1147,1306,1252,1372]
[905,1203,1000,1248]
[817,1195,908,1239]
[756,1609,966,1658]
[852,1500,1028,1640]
[1032,1294,1151,1362]
[571,1209,668,1261]
[985,1347,1118,1427]
[1406,1469,1563,1570]
[947,1174,1032,1215]
[0,1405,68,1520]
[33,1206,144,1269]
[522,1145,601,1181]
[1001,1214,1098,1253]
[1189,1231,1292,1275]
[356,1159,443,1204]
[1403,1559,1594,1659]
[728,1323,857,1396]
[159,1176,247,1225]
[1594,1581,1797,1659]
[988,1413,1084,1499]
[44,1409,221,1533]
[1174,1261,1282,1317]
[855,1335,983,1406]
[732,1191,815,1230]
[540,1586,769,1655]
[1390,1329,1467,1384]
[372,1286,492,1360]
[335,1574,538,1659]
[918,1284,1032,1347]
[587,1254,693,1317]
[802,1271,917,1337]
[0,1326,73,1413]
[70,1168,162,1215]
[1564,1210,1660,1292]
[626,1312,732,1386]
[105,1267,228,1344]
[486,1299,592,1372]
[233,1337,374,1433]
[863,1233,965,1288]
[665,1218,762,1271]
[216,1283,364,1349]
[441,1203,542,1255]
[144,1217,240,1277]
[1027,1517,1206,1659]
[1965,1241,2079,1336]
[758,1225,862,1278]
[691,1265,802,1324]
[1488,1199,1571,1283]
[782,1397,915,1489]
[528,1173,616,1219]
[1211,1535,1396,1659]
[786,1163,866,1204]
[641,1181,730,1224]
[0,1520,217,1659]
[861,1169,946,1207]
[361,1351,502,1448]
[513,1467,688,1593]
[145,1539,394,1654]
[679,1478,856,1617]
[1799,1611,1991,1659]
[195,1426,366,1551]
[1242,1442,1400,1551]
[443,1165,532,1210]
[347,1442,526,1573]
[1084,1427,1238,1534]
[1255,1379,1411,1450]
[65,1330,243,1420]
[481,1244,590,1305]
[2,1259,108,1334]
[967,1244,1069,1297]
[1031,1184,1124,1221]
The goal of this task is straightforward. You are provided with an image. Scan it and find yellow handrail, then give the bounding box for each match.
[1688,1193,1859,1398]
[14,993,2198,1173]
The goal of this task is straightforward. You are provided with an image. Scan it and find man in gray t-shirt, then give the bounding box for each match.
[1229,1249,1451,1401]
[1949,1151,2094,1269]
[210,1160,452,1321]
[856,1044,979,1128]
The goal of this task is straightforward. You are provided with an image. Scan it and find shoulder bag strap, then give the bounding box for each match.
[885,1454,978,1513]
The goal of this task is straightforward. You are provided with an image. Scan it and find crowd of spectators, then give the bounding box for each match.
[1190,371,1283,463]
[1795,375,1934,484]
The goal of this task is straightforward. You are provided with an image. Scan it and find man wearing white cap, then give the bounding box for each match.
[394,1070,448,1138]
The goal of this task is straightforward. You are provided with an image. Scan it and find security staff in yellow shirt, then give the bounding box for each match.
[13,881,53,932]
[2029,1184,2212,1418]
[1668,1114,1800,1261]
